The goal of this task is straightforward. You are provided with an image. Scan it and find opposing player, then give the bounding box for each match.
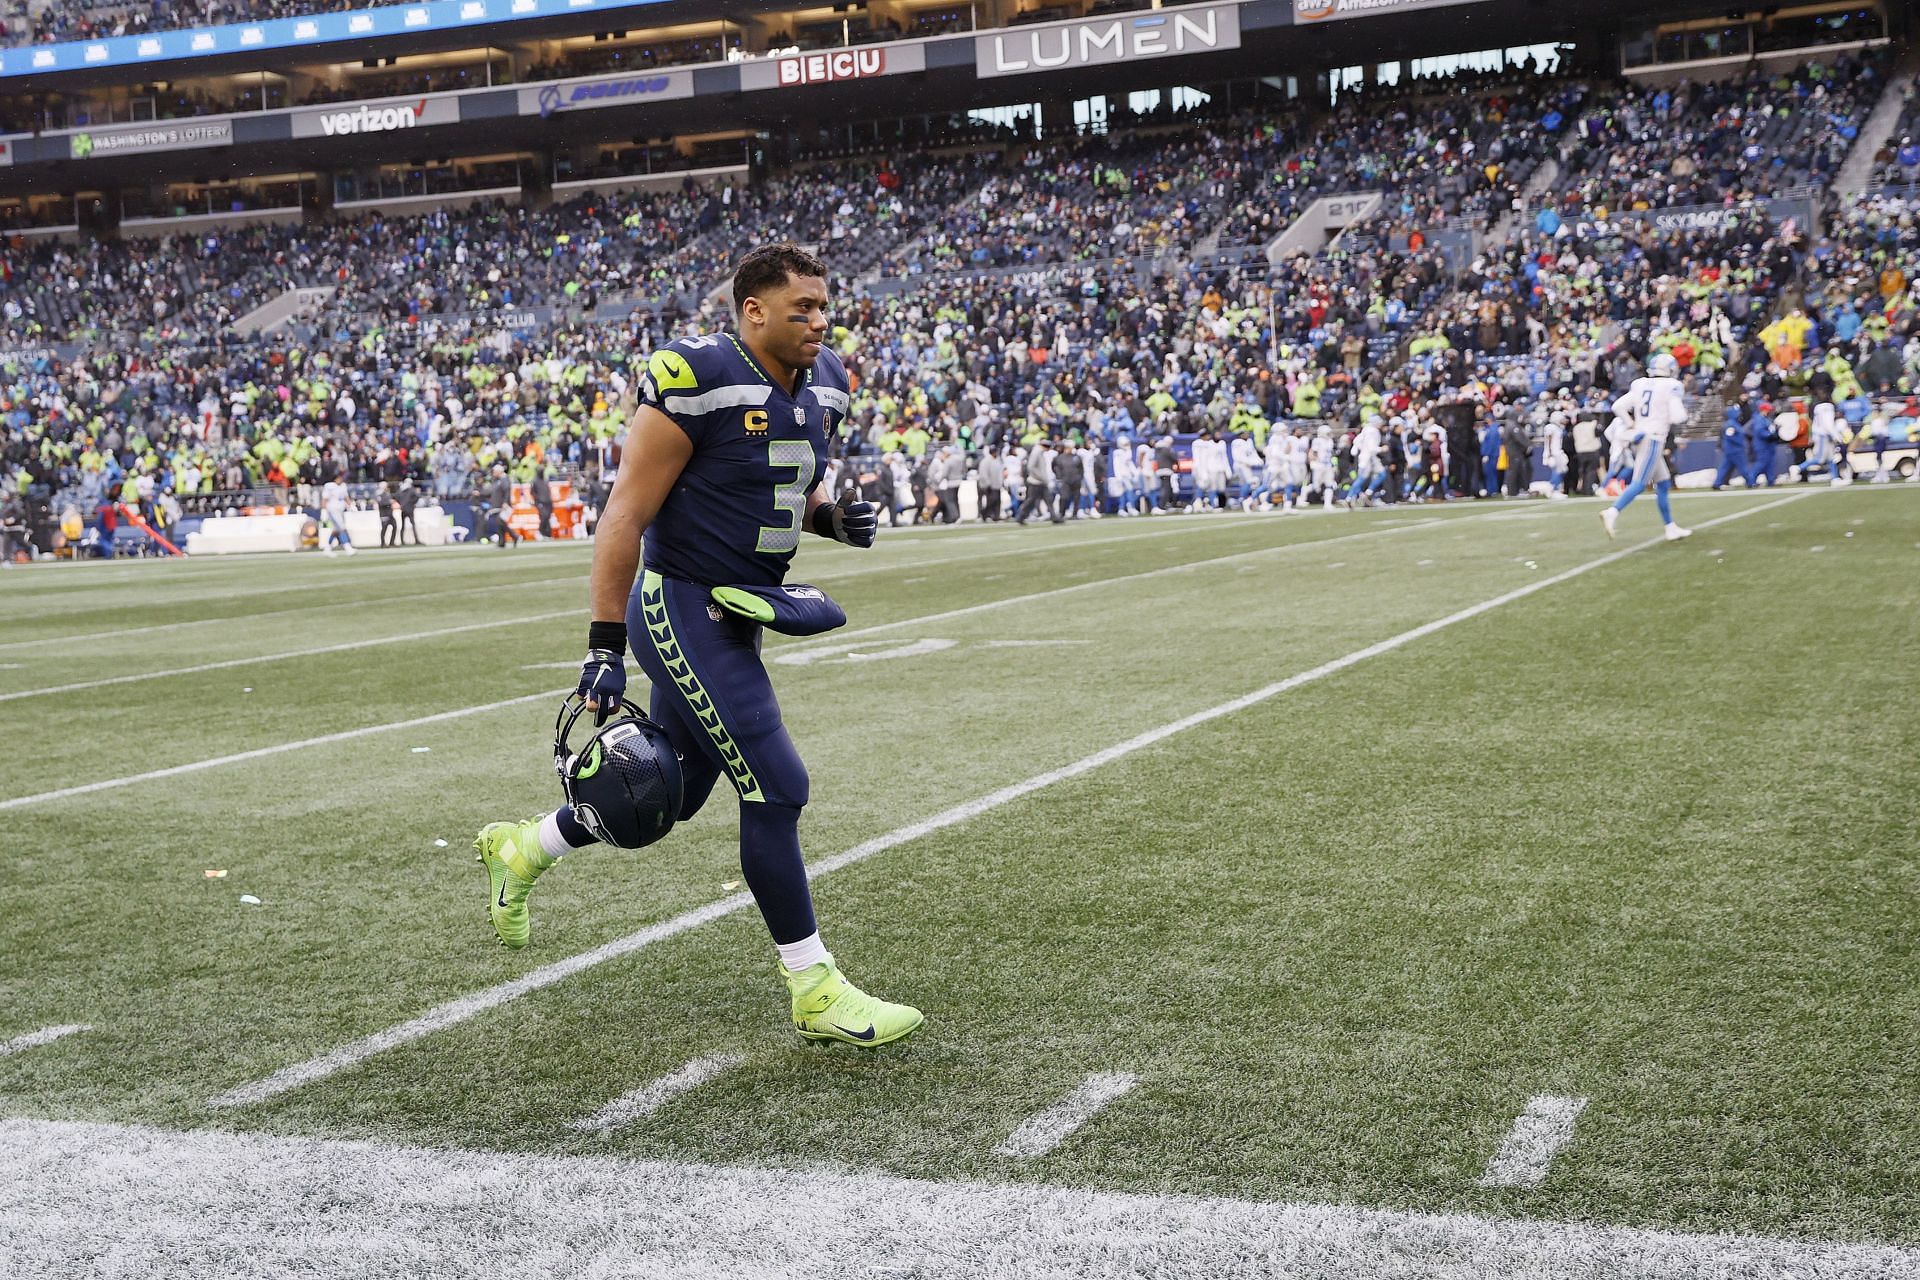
[318,476,356,556]
[472,244,923,1047]
[1308,425,1338,510]
[1601,353,1692,542]
[1342,414,1387,508]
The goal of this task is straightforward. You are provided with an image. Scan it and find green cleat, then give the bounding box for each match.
[473,818,554,950]
[785,958,923,1047]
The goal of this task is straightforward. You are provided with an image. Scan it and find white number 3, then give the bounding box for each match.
[756,440,815,554]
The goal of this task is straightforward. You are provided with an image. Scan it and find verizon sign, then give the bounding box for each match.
[291,93,459,139]
[739,44,925,92]
[975,3,1239,78]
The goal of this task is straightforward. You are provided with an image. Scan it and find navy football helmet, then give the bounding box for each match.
[553,694,683,850]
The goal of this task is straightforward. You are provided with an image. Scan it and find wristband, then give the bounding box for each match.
[588,620,628,653]
[810,503,838,540]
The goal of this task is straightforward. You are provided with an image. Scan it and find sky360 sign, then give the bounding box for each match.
[975,3,1240,77]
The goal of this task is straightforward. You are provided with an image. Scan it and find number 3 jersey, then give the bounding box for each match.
[637,332,851,589]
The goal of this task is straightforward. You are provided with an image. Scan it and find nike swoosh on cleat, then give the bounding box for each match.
[496,882,510,909]
[828,1022,876,1042]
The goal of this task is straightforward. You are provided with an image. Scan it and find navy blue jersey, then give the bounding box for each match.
[638,332,850,589]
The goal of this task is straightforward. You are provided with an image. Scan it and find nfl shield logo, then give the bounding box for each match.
[793,407,806,425]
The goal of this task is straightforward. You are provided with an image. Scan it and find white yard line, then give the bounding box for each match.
[2,504,1496,700]
[0,513,1483,808]
[0,611,582,703]
[773,513,1458,654]
[4,1117,1914,1280]
[1478,1095,1590,1189]
[204,492,1810,1110]
[0,1025,89,1057]
[0,505,1391,653]
[0,578,576,652]
[570,1053,745,1134]
[0,690,561,814]
[993,1073,1140,1159]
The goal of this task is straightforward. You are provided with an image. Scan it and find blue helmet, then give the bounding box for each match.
[1647,352,1680,380]
[553,694,683,850]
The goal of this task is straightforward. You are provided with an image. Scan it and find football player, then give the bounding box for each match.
[473,243,922,1047]
[1601,353,1692,542]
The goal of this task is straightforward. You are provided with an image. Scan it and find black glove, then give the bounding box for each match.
[813,499,879,548]
[579,620,628,725]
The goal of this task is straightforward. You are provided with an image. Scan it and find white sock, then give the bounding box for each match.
[537,811,575,861]
[776,932,830,974]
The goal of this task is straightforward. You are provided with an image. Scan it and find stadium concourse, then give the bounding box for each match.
[5,55,1920,560]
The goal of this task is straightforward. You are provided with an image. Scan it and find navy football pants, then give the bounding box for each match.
[629,571,816,944]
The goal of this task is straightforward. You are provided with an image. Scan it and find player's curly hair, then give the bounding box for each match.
[732,243,827,316]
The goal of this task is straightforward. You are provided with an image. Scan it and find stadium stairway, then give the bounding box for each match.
[1833,45,1920,199]
[231,286,337,338]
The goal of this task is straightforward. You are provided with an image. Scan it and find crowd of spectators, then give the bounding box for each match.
[1544,53,1888,217]
[1216,68,1584,254]
[6,52,1919,560]
[3,0,376,47]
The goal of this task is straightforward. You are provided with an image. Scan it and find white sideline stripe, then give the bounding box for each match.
[0,577,577,652]
[571,1053,744,1134]
[0,511,1476,808]
[6,1119,1917,1280]
[777,514,1460,652]
[0,690,560,813]
[0,610,582,703]
[0,516,1420,807]
[0,504,1396,660]
[0,1024,89,1057]
[1478,1095,1589,1190]
[994,1073,1140,1159]
[204,492,1811,1110]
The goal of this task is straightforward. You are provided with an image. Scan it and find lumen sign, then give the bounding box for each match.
[291,94,459,138]
[974,3,1240,78]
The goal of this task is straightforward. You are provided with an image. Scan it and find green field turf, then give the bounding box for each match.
[3,488,1917,1276]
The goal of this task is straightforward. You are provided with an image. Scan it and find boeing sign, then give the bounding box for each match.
[516,69,693,118]
[975,3,1240,78]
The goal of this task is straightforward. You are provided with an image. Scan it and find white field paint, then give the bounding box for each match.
[205,492,1809,1109]
[771,638,956,666]
[2,510,1441,806]
[5,1118,1916,1280]
[0,509,1439,687]
[0,500,1339,653]
[994,1073,1140,1159]
[570,1052,744,1134]
[0,609,584,703]
[1478,1095,1589,1190]
[0,690,561,813]
[771,513,1458,657]
[0,576,580,652]
[0,1024,89,1057]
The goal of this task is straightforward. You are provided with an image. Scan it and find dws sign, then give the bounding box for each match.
[975,3,1241,78]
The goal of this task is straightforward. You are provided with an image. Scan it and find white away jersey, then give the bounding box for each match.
[1614,376,1688,443]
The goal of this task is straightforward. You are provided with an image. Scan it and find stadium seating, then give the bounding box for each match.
[4,56,1917,546]
[1546,53,1889,215]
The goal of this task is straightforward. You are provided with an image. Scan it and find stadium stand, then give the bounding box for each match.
[4,44,1919,559]
[3,0,380,47]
